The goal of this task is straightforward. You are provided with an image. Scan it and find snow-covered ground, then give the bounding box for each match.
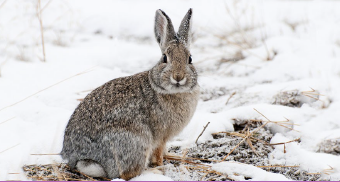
[1,0,340,180]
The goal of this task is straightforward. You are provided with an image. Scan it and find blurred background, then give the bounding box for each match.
[0,0,340,180]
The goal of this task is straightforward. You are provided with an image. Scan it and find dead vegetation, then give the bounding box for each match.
[317,138,340,156]
[22,109,324,181]
[23,163,111,181]
[273,88,325,108]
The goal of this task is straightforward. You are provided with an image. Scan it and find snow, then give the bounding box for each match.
[1,0,340,181]
[212,162,290,181]
[130,169,173,181]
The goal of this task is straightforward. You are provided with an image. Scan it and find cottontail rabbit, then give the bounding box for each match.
[61,8,199,180]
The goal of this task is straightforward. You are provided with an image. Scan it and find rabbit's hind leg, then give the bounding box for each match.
[76,159,107,177]
[104,131,152,180]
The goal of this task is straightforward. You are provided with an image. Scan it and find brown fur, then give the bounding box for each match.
[61,9,198,180]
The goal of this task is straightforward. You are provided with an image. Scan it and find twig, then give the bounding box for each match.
[222,108,271,161]
[250,118,298,132]
[0,117,15,125]
[0,0,8,10]
[52,165,63,181]
[213,131,271,145]
[224,2,253,49]
[225,92,236,105]
[253,108,271,122]
[195,122,211,145]
[40,0,54,13]
[269,138,300,146]
[267,137,300,154]
[0,66,96,112]
[203,169,235,181]
[250,119,298,126]
[245,128,259,156]
[164,154,213,166]
[37,0,46,62]
[301,87,324,102]
[222,132,249,161]
[253,109,299,132]
[257,165,299,168]
[76,89,94,94]
[200,172,209,181]
[30,153,61,155]
[0,143,20,154]
[0,58,8,77]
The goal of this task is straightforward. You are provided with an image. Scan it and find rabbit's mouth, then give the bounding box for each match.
[170,76,187,87]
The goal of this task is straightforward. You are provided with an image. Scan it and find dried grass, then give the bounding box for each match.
[21,108,317,181]
[23,163,111,181]
[195,122,211,145]
[37,0,46,62]
[0,66,96,112]
[0,57,9,77]
[0,117,16,125]
[0,0,8,10]
[0,144,20,154]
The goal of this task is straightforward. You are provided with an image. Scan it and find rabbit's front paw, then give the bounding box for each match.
[151,145,165,166]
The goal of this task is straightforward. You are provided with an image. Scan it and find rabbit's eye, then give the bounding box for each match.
[163,54,167,63]
[189,55,192,64]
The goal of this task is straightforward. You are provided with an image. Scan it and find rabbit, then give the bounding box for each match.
[61,8,199,180]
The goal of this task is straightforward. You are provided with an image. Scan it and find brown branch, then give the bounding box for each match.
[257,165,299,168]
[225,92,236,105]
[268,138,300,146]
[195,122,211,145]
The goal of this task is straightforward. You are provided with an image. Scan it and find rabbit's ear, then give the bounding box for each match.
[154,9,176,52]
[177,8,193,48]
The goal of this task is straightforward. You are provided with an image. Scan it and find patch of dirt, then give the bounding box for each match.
[317,138,340,155]
[273,90,302,107]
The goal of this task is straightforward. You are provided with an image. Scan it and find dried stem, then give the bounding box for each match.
[195,122,211,145]
[257,165,299,168]
[0,66,96,112]
[213,131,271,145]
[37,0,46,62]
[40,0,54,13]
[0,143,20,154]
[245,128,259,156]
[0,117,15,125]
[0,0,8,10]
[0,58,8,77]
[225,92,236,105]
[269,138,300,146]
[222,108,273,161]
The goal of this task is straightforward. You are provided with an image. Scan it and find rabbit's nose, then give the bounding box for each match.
[173,73,185,82]
[171,73,186,86]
